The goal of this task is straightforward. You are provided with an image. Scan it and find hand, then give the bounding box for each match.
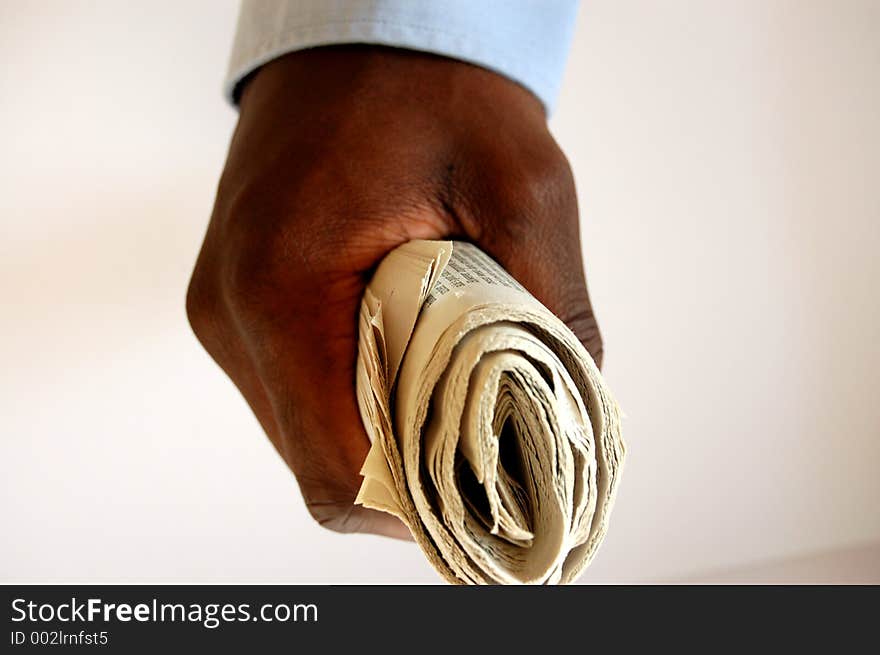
[186,46,602,539]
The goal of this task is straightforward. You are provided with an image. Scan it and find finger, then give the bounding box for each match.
[187,244,286,453]
[308,502,414,540]
[490,240,604,369]
[452,142,605,367]
[235,268,414,539]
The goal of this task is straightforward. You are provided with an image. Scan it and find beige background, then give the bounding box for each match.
[2,0,878,583]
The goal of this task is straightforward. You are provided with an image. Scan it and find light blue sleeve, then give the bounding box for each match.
[226,0,580,115]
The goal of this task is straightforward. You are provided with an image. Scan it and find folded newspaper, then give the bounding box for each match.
[355,240,625,584]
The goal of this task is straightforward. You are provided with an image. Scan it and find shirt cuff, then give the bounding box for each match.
[225,0,579,115]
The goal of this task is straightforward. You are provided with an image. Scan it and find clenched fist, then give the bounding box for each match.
[186,45,602,539]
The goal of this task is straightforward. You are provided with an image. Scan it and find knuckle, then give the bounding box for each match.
[223,222,301,319]
[305,501,359,534]
[219,195,343,319]
[226,240,270,306]
[186,260,243,368]
[297,459,364,534]
[219,183,295,292]
[185,260,221,343]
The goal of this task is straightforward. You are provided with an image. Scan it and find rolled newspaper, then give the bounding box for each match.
[355,240,625,584]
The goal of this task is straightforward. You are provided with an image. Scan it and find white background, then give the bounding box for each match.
[2,1,878,583]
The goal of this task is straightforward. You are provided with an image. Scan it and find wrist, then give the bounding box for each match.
[239,45,546,125]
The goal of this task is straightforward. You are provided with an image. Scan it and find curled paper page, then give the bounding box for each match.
[355,241,625,584]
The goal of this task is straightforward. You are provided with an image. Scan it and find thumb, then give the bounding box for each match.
[459,158,604,368]
[483,232,604,370]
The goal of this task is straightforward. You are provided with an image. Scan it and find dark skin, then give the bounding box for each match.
[186,45,602,539]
